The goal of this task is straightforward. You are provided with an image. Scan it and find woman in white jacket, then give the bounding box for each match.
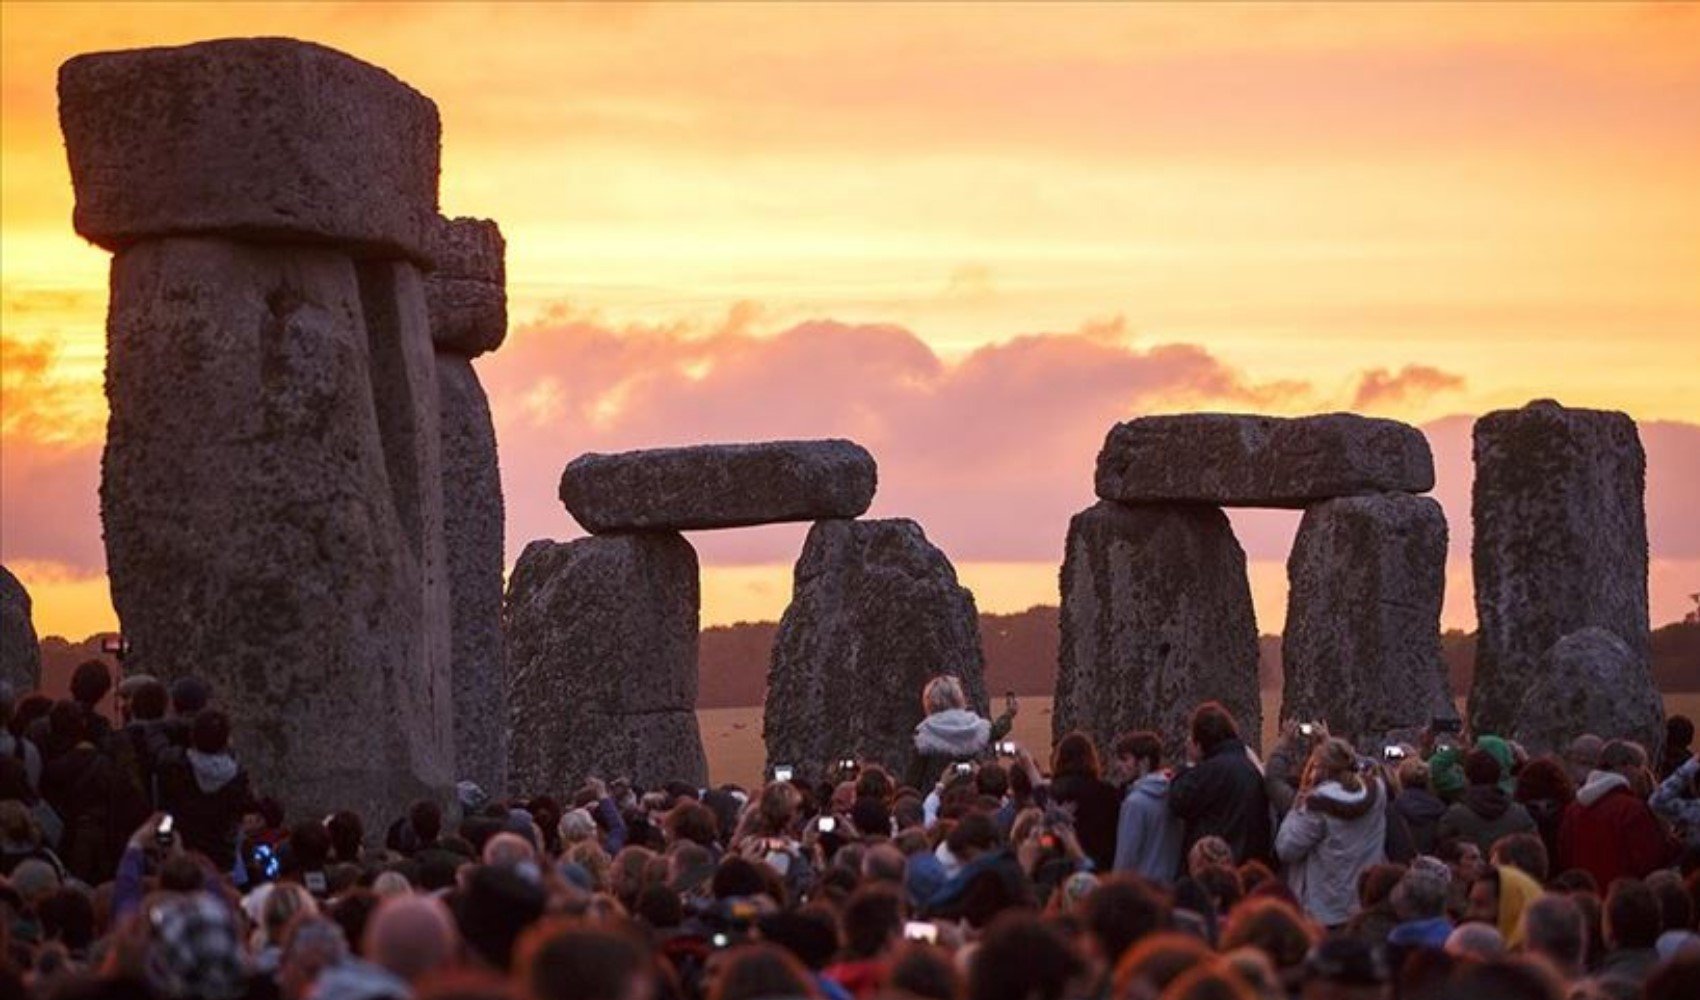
[1275,737,1387,928]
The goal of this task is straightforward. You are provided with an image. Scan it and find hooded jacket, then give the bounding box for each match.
[904,707,1012,791]
[1437,783,1535,854]
[1113,771,1183,883]
[1169,738,1272,864]
[1557,770,1676,890]
[157,746,254,872]
[1394,787,1447,855]
[1494,864,1543,948]
[1275,777,1387,927]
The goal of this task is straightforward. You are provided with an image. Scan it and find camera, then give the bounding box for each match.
[995,740,1017,756]
[838,757,857,771]
[1298,722,1316,738]
[818,816,837,834]
[773,765,794,782]
[904,921,939,943]
[156,814,175,848]
[1384,745,1407,761]
[953,762,973,776]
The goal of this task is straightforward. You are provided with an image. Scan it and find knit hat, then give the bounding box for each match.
[146,894,249,1000]
[1428,746,1466,798]
[1473,735,1517,793]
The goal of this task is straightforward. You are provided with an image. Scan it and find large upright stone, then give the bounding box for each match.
[59,38,439,262]
[1469,401,1649,739]
[1095,413,1434,508]
[98,238,453,826]
[426,217,506,357]
[562,440,877,533]
[1514,628,1664,758]
[1282,494,1451,746]
[765,519,984,783]
[438,356,507,793]
[1,565,41,693]
[505,535,706,794]
[1056,502,1260,762]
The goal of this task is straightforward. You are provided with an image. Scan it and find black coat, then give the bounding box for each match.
[1168,738,1273,864]
[39,744,119,883]
[156,748,253,872]
[1048,773,1121,872]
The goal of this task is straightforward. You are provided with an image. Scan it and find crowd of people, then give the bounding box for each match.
[3,662,1700,1000]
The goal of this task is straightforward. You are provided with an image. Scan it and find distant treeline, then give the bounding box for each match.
[38,614,1700,713]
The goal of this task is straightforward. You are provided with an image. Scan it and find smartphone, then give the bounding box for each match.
[818,816,837,834]
[953,762,973,776]
[904,920,939,944]
[773,765,795,782]
[995,740,1017,756]
[1298,722,1316,738]
[156,814,175,847]
[1384,745,1407,761]
[711,932,732,949]
[838,757,857,771]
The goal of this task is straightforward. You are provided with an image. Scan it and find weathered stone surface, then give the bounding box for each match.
[505,535,706,794]
[1469,401,1649,739]
[1,565,41,693]
[426,218,506,357]
[59,38,439,262]
[1095,413,1435,508]
[1056,502,1260,762]
[562,440,877,533]
[765,519,985,783]
[1281,494,1451,746]
[1514,628,1663,758]
[100,237,453,826]
[438,355,507,792]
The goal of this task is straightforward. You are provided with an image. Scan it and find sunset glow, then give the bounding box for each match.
[4,2,1698,637]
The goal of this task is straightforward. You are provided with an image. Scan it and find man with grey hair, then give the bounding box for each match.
[1565,735,1604,787]
[1521,893,1586,980]
[1386,857,1453,966]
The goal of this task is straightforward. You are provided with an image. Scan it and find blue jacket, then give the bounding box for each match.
[1113,772,1183,883]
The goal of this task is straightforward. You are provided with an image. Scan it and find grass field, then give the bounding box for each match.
[700,692,1700,789]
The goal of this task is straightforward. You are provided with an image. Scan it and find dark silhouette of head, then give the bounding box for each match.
[1190,703,1240,755]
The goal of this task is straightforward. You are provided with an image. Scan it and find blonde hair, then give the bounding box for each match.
[1301,738,1364,795]
[922,675,967,715]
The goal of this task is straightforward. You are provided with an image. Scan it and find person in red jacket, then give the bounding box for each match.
[1557,740,1677,889]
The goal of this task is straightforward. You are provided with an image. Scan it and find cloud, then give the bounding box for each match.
[479,308,1319,566]
[1351,364,1466,410]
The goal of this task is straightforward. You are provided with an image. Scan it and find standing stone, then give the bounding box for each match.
[1469,401,1649,739]
[437,356,507,793]
[765,519,984,783]
[61,38,455,829]
[1056,501,1260,763]
[98,239,453,825]
[562,440,877,533]
[505,535,706,794]
[1096,413,1435,508]
[1514,628,1664,758]
[1282,494,1451,746]
[1,565,41,693]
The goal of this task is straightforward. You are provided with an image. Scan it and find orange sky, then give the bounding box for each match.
[3,2,1699,638]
